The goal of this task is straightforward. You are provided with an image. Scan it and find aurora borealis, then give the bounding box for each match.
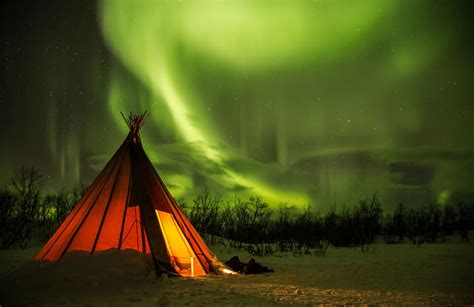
[1,0,473,208]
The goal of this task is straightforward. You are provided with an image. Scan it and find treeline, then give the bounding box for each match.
[0,167,81,249]
[1,167,473,255]
[181,190,474,256]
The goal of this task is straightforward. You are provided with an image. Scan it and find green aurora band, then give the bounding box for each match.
[97,0,474,208]
[4,0,472,209]
[99,0,394,206]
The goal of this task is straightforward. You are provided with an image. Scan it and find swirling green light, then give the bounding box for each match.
[99,0,396,206]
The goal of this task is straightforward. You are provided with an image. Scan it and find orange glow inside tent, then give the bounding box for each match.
[156,210,205,276]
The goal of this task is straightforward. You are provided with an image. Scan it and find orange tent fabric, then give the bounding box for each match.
[35,113,230,277]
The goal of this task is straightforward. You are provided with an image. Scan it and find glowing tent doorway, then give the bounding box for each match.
[35,112,231,277]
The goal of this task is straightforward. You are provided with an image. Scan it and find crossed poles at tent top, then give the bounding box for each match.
[120,112,149,143]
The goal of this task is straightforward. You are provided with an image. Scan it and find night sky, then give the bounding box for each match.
[1,0,474,209]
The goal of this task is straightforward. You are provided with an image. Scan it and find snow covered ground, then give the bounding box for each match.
[1,239,473,306]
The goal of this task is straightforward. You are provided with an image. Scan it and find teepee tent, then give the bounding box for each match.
[36,112,232,277]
